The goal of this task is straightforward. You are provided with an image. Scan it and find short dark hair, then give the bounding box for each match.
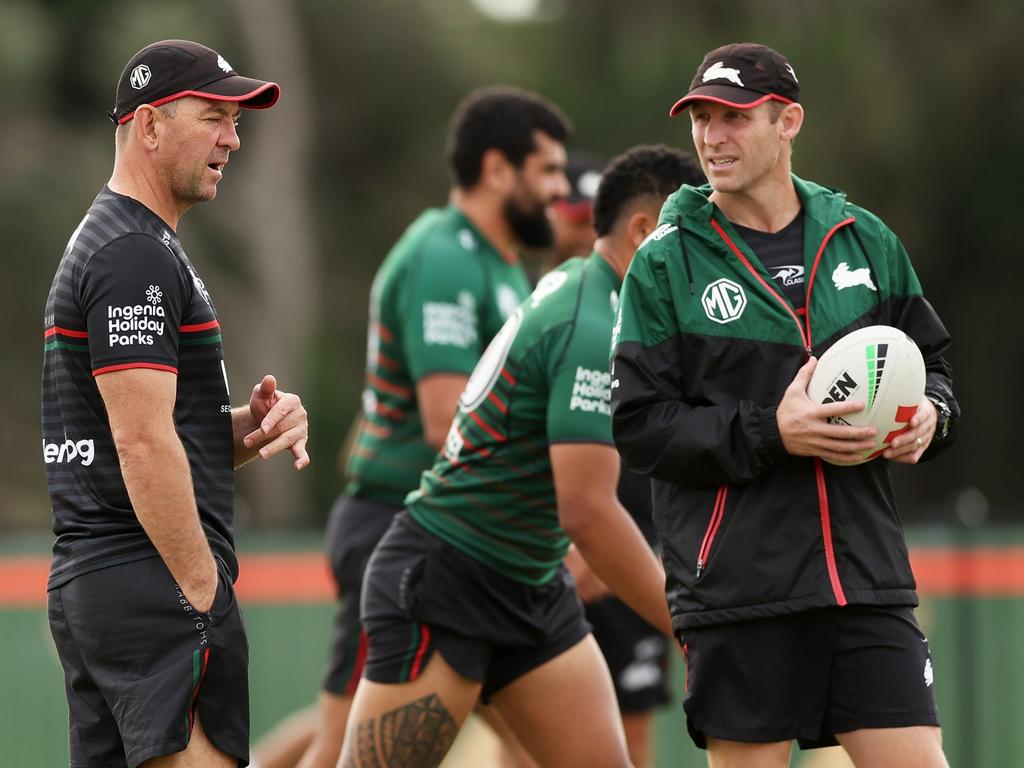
[592,145,705,236]
[446,86,572,189]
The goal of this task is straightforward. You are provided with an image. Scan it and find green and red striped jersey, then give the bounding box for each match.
[407,253,621,585]
[345,206,531,506]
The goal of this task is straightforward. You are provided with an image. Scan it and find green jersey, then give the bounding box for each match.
[346,206,530,506]
[407,253,621,585]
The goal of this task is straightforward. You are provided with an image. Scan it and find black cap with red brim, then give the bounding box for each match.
[669,43,799,117]
[109,39,281,125]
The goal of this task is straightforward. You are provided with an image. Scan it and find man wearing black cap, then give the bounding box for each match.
[611,43,958,767]
[43,40,308,767]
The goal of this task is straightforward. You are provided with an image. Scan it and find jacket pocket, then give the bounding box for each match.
[696,485,728,578]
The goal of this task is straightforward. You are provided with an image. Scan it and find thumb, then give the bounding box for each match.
[788,356,817,392]
[254,374,277,399]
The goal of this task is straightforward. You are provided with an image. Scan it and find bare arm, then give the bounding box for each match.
[415,373,469,450]
[96,368,218,612]
[551,442,673,637]
[233,374,310,470]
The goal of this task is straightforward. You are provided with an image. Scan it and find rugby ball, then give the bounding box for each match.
[806,325,925,465]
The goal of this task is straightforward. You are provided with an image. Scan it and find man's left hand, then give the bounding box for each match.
[882,395,936,464]
[242,374,310,470]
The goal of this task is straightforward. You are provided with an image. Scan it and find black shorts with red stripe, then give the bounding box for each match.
[360,511,590,702]
[679,604,940,750]
[321,494,402,696]
[47,556,249,768]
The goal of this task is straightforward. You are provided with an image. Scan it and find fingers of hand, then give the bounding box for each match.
[256,425,308,462]
[290,437,310,470]
[259,393,306,434]
[242,427,263,448]
[819,399,867,419]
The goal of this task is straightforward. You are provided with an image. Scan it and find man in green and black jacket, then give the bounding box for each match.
[611,43,958,768]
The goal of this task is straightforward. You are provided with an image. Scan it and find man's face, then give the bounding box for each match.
[157,96,242,205]
[503,131,570,249]
[689,100,786,196]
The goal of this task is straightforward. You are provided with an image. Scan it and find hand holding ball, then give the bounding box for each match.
[806,325,926,465]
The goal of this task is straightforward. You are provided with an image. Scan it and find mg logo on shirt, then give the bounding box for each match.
[701,279,747,324]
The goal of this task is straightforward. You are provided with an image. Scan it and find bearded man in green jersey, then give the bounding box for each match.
[254,87,572,768]
[337,145,699,768]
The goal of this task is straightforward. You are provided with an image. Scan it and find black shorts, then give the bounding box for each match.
[360,511,591,702]
[680,605,939,750]
[47,555,249,768]
[321,494,401,696]
[586,596,670,713]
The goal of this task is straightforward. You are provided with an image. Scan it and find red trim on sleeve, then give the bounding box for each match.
[180,320,220,333]
[93,362,179,377]
[44,326,89,339]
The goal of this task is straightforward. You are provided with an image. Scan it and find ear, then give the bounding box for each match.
[479,148,515,193]
[779,103,804,142]
[132,105,163,151]
[625,208,659,251]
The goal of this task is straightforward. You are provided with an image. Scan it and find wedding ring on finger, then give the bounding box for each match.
[916,437,923,449]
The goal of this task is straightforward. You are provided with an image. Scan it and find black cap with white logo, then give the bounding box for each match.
[669,43,799,116]
[109,39,281,125]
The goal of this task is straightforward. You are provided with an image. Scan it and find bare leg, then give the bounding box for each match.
[837,726,948,768]
[295,692,354,768]
[251,703,318,768]
[705,737,791,768]
[621,712,654,768]
[142,715,236,768]
[339,653,481,768]
[477,704,540,768]
[491,635,631,768]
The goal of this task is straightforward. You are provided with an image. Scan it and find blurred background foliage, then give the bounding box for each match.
[4,0,1019,534]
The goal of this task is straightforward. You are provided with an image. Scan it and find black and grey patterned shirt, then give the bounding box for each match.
[42,187,236,589]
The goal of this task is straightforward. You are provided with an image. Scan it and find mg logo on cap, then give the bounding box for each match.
[130,64,151,89]
[702,279,747,324]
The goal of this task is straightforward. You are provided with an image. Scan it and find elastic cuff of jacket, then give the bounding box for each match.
[760,405,786,455]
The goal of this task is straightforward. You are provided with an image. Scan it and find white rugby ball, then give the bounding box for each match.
[806,325,926,466]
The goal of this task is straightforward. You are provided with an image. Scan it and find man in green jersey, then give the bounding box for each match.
[611,44,957,767]
[339,145,698,768]
[253,87,572,768]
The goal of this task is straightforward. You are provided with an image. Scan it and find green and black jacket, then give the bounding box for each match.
[610,175,959,632]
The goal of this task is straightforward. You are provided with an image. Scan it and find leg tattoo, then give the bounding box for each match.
[345,694,458,768]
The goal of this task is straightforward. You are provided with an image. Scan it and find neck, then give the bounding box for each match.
[710,171,800,234]
[594,237,630,281]
[451,188,518,261]
[108,159,185,231]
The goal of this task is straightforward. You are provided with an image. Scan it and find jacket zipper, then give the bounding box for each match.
[710,216,854,606]
[696,485,728,578]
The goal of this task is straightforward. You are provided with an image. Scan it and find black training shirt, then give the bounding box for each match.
[42,187,236,590]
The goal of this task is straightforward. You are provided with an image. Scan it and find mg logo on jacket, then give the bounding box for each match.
[702,279,747,324]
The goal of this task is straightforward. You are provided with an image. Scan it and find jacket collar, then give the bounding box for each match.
[665,174,852,248]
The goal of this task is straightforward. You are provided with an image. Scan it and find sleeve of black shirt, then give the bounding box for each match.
[79,233,190,376]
